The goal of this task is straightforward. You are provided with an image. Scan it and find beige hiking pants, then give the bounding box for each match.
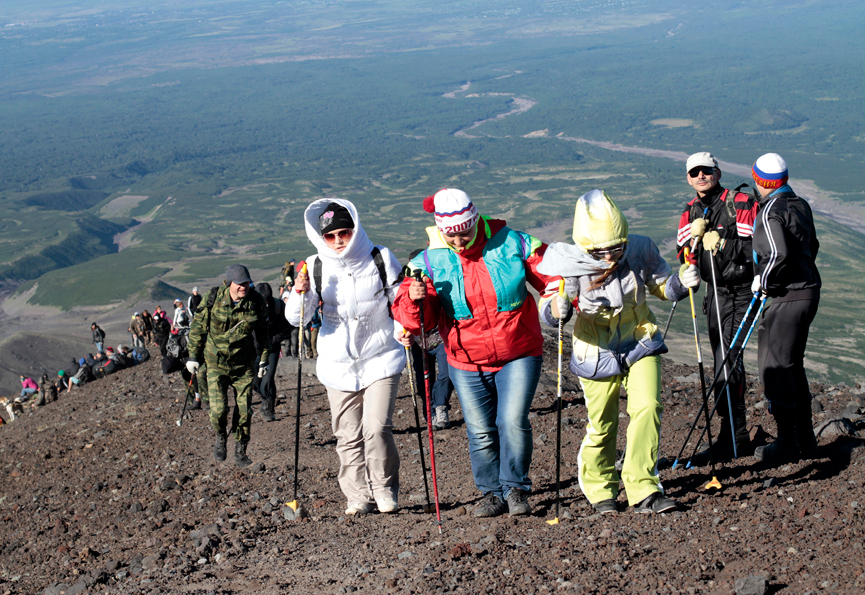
[326,374,400,505]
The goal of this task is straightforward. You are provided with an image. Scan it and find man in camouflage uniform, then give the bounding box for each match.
[186,264,271,467]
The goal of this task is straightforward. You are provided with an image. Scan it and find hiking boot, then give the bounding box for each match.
[688,437,751,467]
[633,492,678,514]
[591,499,619,515]
[260,400,275,422]
[432,406,450,430]
[234,441,252,467]
[755,405,799,465]
[345,502,376,516]
[376,497,399,514]
[190,398,202,410]
[506,488,532,516]
[795,404,819,460]
[214,434,227,462]
[473,493,507,518]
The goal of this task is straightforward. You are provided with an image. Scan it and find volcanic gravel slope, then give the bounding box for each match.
[2,330,865,595]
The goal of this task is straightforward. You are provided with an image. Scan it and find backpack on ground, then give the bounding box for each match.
[166,329,189,360]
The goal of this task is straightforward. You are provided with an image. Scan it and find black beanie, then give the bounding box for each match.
[319,202,354,234]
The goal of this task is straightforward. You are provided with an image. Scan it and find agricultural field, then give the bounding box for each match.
[1,0,864,388]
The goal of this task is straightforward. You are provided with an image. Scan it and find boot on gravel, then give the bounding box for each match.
[260,399,276,423]
[214,433,227,462]
[795,401,819,460]
[432,406,449,430]
[506,488,532,516]
[190,398,202,410]
[235,441,252,467]
[474,493,507,518]
[591,499,619,515]
[755,405,799,464]
[633,492,678,514]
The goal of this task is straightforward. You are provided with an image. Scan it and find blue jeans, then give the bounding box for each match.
[448,355,542,499]
[95,342,104,353]
[411,342,453,411]
[20,388,36,399]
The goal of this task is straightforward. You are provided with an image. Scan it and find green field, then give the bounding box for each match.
[1,0,863,383]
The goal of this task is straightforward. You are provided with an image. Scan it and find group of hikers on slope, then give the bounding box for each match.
[179,149,820,520]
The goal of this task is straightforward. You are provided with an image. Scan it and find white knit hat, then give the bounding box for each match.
[752,153,789,188]
[423,188,479,234]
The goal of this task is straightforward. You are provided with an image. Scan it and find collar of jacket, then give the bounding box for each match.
[696,183,725,208]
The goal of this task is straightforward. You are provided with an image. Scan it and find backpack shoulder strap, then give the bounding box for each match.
[206,286,220,310]
[313,256,323,304]
[371,247,393,316]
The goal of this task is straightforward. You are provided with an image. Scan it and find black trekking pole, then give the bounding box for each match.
[683,248,721,491]
[414,270,443,533]
[404,344,434,513]
[548,280,566,526]
[684,295,766,468]
[709,251,739,459]
[671,292,759,469]
[286,263,309,518]
[176,374,195,427]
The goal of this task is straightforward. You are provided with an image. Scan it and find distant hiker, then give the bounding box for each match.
[393,188,560,518]
[140,310,154,344]
[188,287,202,319]
[677,152,761,463]
[34,373,55,407]
[281,259,297,286]
[289,199,405,515]
[129,312,146,348]
[153,311,172,356]
[19,376,38,400]
[54,370,70,395]
[255,282,291,422]
[187,264,271,467]
[538,189,700,515]
[173,299,191,329]
[91,323,106,353]
[305,302,322,359]
[750,153,821,465]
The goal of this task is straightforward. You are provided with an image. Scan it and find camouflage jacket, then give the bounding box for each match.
[187,285,270,372]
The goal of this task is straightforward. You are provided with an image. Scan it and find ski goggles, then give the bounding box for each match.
[589,245,625,259]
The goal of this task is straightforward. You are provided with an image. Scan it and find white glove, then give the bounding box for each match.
[690,218,708,239]
[679,264,701,289]
[186,360,199,375]
[552,294,573,320]
[751,275,762,294]
[258,362,269,379]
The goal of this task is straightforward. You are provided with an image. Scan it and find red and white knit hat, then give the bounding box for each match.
[752,153,789,189]
[423,188,480,234]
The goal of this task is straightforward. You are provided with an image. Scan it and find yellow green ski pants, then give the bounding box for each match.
[577,355,664,506]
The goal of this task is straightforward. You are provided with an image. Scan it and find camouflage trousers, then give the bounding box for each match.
[207,363,254,444]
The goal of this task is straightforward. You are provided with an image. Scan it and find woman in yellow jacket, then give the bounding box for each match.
[539,189,700,514]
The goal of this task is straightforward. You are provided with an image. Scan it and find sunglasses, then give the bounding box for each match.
[323,229,353,242]
[688,166,716,178]
[590,245,625,258]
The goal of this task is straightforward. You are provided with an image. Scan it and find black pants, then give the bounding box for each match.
[259,351,280,406]
[758,298,819,409]
[704,284,757,443]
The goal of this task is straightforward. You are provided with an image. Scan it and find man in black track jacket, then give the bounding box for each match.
[750,153,821,465]
[677,152,760,462]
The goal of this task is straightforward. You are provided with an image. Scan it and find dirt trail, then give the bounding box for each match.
[1,333,863,594]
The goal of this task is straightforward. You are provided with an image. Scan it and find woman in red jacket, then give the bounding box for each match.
[393,189,559,518]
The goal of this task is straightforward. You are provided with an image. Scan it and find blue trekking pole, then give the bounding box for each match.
[685,294,766,468]
[672,292,759,470]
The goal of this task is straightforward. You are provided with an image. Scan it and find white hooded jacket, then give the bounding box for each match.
[286,198,406,392]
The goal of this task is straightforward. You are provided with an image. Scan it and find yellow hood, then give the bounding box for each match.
[572,189,629,252]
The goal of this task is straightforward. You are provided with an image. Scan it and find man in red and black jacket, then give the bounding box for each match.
[676,152,760,463]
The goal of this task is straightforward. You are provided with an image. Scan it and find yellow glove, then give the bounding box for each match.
[702,231,722,253]
[690,218,708,239]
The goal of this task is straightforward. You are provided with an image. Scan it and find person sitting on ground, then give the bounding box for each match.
[393,188,560,518]
[32,373,56,408]
[538,189,700,515]
[54,370,70,395]
[19,376,38,400]
[289,199,405,515]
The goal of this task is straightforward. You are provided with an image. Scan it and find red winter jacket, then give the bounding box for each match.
[393,219,559,372]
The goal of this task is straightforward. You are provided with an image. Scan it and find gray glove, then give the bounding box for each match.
[186,360,199,375]
[552,294,573,321]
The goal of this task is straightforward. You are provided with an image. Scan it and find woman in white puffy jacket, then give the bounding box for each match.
[288,199,406,516]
